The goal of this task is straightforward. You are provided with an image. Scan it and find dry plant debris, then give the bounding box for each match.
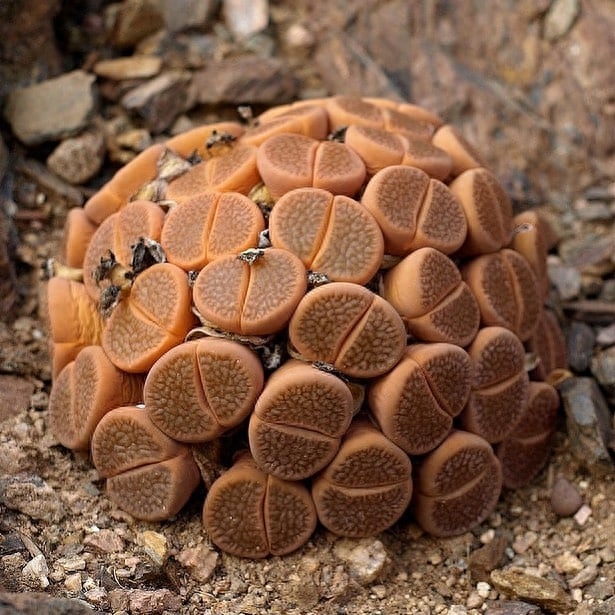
[45,95,568,560]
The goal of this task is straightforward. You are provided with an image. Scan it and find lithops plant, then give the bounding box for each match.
[46,95,568,558]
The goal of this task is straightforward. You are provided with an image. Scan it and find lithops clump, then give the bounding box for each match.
[46,95,568,558]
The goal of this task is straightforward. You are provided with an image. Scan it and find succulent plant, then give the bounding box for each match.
[47,95,567,558]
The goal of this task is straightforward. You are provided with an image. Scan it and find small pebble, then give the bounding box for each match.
[547,262,581,300]
[223,0,269,38]
[138,530,168,567]
[22,553,49,588]
[47,129,105,184]
[284,23,315,48]
[551,476,583,516]
[596,323,615,346]
[591,346,615,400]
[574,504,592,526]
[480,528,496,544]
[466,591,483,608]
[553,552,584,575]
[128,588,182,614]
[571,588,583,603]
[84,586,109,608]
[371,584,387,599]
[597,547,615,563]
[64,572,83,592]
[513,531,538,554]
[469,535,508,583]
[544,0,580,41]
[333,538,388,585]
[176,543,219,583]
[83,528,125,553]
[476,581,491,598]
[58,554,86,572]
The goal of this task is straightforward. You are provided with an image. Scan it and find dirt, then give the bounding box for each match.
[1,1,614,614]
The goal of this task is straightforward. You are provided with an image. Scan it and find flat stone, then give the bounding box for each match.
[93,55,162,80]
[57,555,86,573]
[333,537,388,585]
[483,600,543,615]
[568,564,598,589]
[585,578,615,600]
[83,529,125,554]
[490,567,573,613]
[566,321,595,372]
[0,376,34,422]
[558,377,614,473]
[47,129,106,184]
[193,56,297,105]
[121,70,193,133]
[3,70,96,145]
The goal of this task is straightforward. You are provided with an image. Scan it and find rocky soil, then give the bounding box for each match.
[0,1,614,614]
